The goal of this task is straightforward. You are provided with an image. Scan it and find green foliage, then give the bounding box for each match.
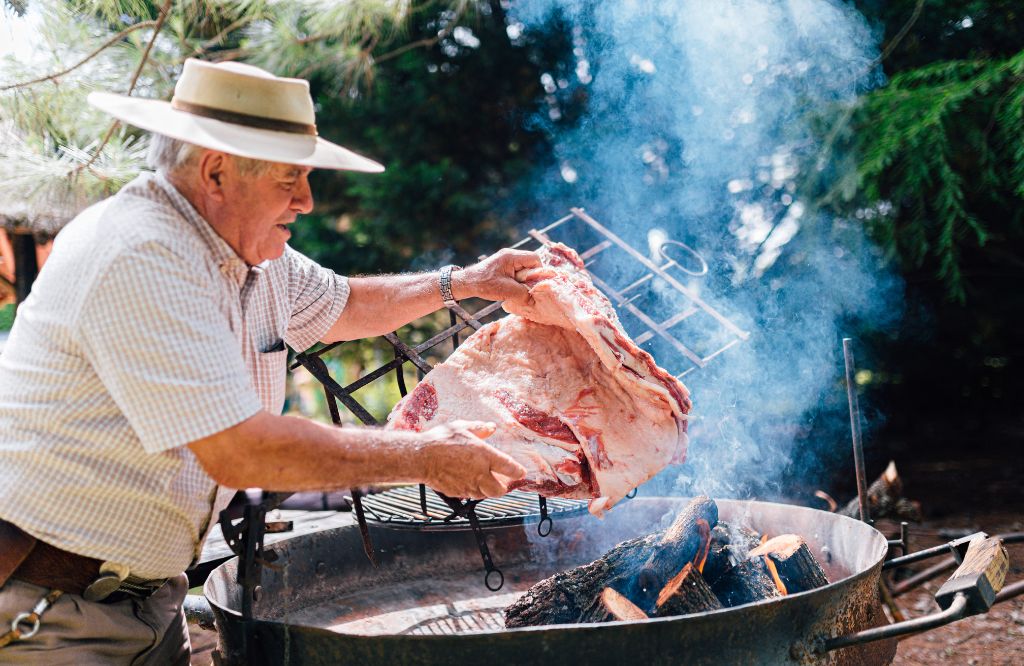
[815,49,1024,303]
[0,303,14,331]
[290,5,576,274]
[0,0,491,230]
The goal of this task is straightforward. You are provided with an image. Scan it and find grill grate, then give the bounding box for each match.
[362,486,589,531]
[400,608,506,635]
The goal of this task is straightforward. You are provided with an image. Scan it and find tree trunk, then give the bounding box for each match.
[702,522,762,586]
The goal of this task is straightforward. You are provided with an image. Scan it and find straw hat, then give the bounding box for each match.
[88,58,384,172]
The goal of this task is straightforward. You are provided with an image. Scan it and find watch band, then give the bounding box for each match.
[439,264,462,306]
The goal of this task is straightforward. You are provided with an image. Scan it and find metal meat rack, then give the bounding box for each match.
[218,208,749,617]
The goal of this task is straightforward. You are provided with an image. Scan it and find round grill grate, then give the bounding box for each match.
[361,486,589,531]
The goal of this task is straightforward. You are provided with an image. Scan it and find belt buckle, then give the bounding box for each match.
[82,562,130,603]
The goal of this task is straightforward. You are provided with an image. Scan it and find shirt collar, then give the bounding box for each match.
[148,171,253,287]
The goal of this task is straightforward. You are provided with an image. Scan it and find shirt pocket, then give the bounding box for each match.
[252,344,288,414]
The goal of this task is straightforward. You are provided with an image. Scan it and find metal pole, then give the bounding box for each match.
[842,338,870,523]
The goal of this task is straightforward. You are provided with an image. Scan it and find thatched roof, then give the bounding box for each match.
[0,188,90,238]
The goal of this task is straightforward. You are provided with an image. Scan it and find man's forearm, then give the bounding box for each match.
[327,272,449,341]
[188,411,528,499]
[321,249,540,343]
[189,411,428,491]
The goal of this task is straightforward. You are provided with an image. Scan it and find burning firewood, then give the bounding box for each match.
[504,496,718,627]
[747,534,829,594]
[653,562,722,617]
[600,587,649,621]
[709,556,783,607]
[701,522,762,586]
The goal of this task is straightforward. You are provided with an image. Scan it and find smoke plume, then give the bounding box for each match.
[509,0,902,500]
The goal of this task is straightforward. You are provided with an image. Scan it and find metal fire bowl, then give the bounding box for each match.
[205,497,895,665]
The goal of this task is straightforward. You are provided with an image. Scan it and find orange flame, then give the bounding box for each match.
[693,518,711,574]
[764,556,788,595]
[759,535,788,595]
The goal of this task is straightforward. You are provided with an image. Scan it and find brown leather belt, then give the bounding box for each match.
[0,519,165,602]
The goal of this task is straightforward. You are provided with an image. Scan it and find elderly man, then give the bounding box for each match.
[0,59,532,663]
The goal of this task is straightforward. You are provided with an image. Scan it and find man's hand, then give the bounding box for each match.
[417,420,527,499]
[452,249,541,307]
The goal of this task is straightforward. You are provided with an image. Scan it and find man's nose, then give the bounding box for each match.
[291,176,314,214]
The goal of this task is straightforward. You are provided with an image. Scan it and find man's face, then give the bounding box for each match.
[225,161,315,266]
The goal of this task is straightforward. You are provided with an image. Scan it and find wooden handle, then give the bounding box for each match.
[935,535,1009,615]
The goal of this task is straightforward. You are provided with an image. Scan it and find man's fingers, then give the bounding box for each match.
[508,250,541,270]
[500,280,533,303]
[476,475,508,498]
[489,451,527,480]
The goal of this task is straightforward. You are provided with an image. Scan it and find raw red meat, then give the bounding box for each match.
[387,243,691,515]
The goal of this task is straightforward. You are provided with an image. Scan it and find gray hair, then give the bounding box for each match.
[146,134,275,177]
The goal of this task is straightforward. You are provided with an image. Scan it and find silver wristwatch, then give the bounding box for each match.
[438,264,462,306]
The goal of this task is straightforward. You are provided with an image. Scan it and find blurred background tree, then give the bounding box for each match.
[809,0,1024,508]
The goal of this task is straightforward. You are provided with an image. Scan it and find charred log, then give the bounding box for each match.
[504,496,718,627]
[652,562,721,617]
[710,557,782,607]
[748,534,828,594]
[838,461,921,522]
[702,522,762,586]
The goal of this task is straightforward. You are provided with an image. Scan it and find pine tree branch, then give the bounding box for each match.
[0,20,158,92]
[875,0,924,69]
[75,0,174,177]
[187,15,256,59]
[374,5,467,64]
[373,34,441,64]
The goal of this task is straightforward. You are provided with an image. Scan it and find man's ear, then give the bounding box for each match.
[197,150,229,199]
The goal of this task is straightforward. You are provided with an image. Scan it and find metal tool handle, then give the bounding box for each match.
[813,534,1010,654]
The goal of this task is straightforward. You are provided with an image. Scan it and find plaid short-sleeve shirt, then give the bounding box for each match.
[0,172,348,579]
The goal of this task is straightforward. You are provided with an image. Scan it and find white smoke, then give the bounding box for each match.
[509,0,902,500]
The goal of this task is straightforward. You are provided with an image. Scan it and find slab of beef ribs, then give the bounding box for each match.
[385,243,691,515]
